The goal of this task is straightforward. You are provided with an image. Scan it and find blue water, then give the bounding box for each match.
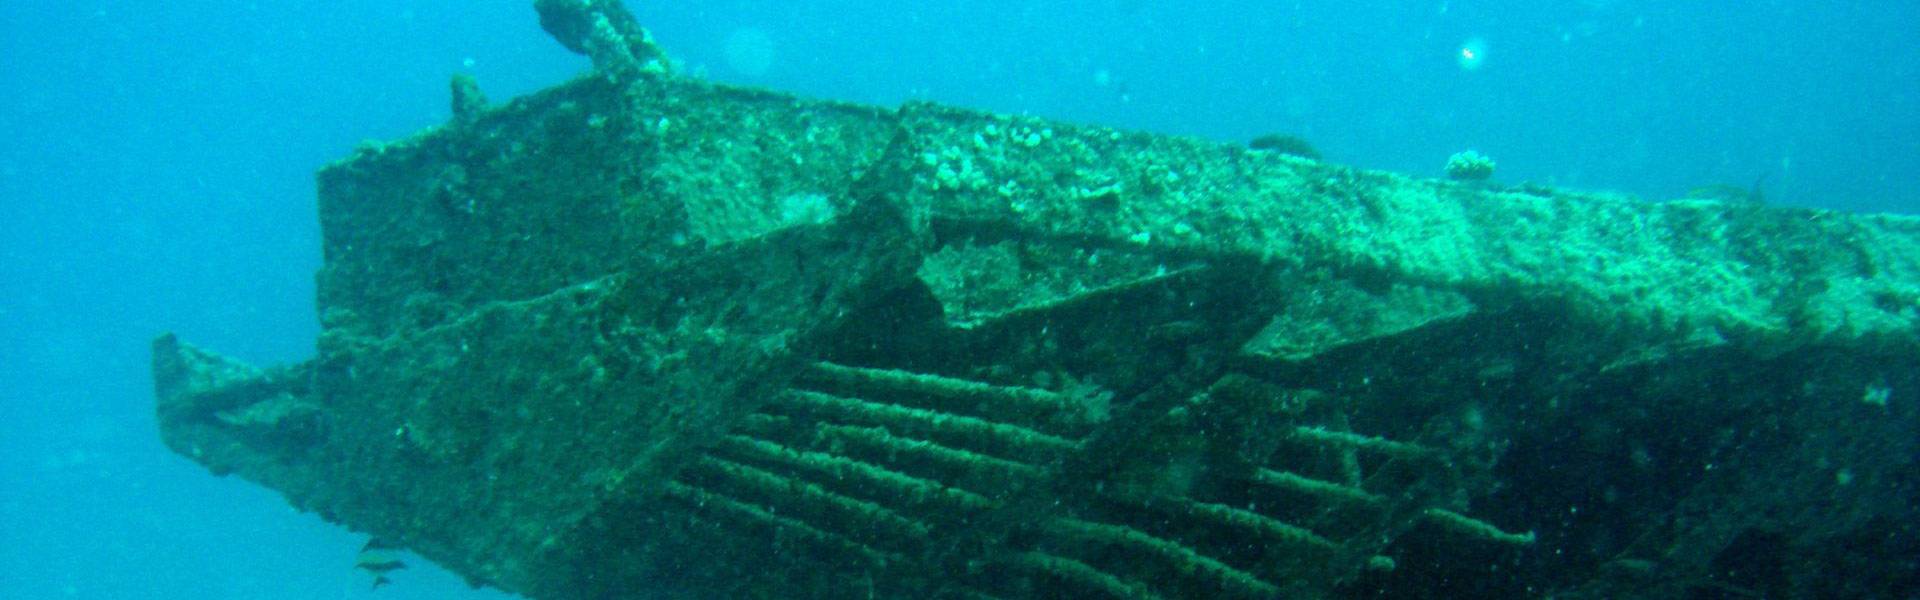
[1,1,1914,598]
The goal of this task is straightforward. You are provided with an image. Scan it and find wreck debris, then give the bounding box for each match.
[533,0,669,76]
[151,4,1920,599]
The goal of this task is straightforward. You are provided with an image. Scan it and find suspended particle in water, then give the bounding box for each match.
[1457,37,1488,71]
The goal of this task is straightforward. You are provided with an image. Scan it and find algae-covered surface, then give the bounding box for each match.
[153,2,1920,598]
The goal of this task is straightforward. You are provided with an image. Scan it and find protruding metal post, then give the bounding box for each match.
[532,0,669,77]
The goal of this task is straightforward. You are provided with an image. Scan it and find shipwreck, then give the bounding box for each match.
[153,2,1920,598]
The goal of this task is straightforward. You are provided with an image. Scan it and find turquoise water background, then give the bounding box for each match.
[2,2,1915,598]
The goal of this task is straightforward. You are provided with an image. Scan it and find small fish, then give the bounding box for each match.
[356,538,408,590]
[1686,175,1769,206]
